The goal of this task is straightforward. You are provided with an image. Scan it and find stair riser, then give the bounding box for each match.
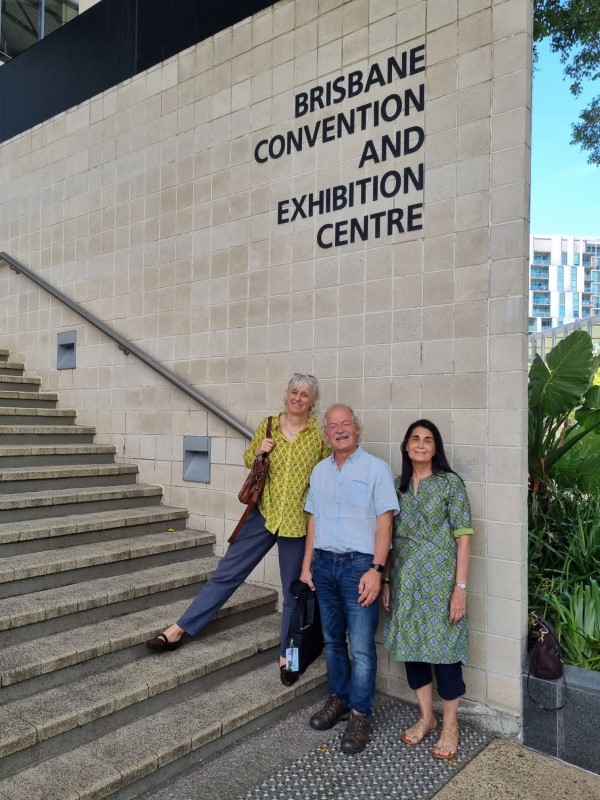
[0,368,24,377]
[0,602,277,705]
[0,433,94,444]
[0,493,162,523]
[0,381,40,393]
[0,543,214,599]
[0,452,116,468]
[0,515,189,558]
[0,398,57,409]
[0,472,138,495]
[0,646,279,781]
[0,415,75,426]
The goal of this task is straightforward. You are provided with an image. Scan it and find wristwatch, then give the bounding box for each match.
[455,582,467,590]
[370,563,384,573]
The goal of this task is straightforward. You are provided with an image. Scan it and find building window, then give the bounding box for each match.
[561,252,568,266]
[533,251,551,265]
[557,266,564,291]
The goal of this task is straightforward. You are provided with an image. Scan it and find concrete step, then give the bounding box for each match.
[0,556,223,646]
[0,585,278,702]
[0,463,139,494]
[0,614,282,779]
[0,362,25,377]
[0,391,58,409]
[0,506,191,556]
[0,375,41,392]
[0,529,214,598]
[0,408,76,426]
[0,443,117,469]
[0,424,95,445]
[0,349,9,361]
[0,482,163,522]
[0,657,326,800]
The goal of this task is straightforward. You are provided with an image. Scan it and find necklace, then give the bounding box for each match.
[282,414,306,439]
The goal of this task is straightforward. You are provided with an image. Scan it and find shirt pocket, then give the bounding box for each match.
[347,480,369,513]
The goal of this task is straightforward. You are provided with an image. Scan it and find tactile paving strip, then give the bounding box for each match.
[240,697,492,800]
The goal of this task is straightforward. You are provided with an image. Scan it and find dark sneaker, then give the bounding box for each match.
[341,711,370,754]
[309,695,350,730]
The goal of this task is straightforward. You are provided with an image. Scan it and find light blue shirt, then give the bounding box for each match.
[305,446,399,555]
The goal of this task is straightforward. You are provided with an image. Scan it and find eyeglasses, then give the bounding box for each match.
[291,372,316,380]
[325,420,355,431]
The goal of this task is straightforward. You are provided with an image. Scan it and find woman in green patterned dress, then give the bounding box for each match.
[382,419,473,760]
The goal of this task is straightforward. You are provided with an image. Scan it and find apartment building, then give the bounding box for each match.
[529,234,600,332]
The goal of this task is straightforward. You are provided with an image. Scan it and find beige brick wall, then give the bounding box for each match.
[0,0,531,723]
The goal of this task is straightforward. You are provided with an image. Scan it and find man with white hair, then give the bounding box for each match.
[301,404,399,754]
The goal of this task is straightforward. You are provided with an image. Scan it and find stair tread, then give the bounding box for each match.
[0,376,41,386]
[0,362,25,370]
[0,530,211,583]
[0,505,190,544]
[0,444,116,456]
[0,391,58,401]
[0,657,325,800]
[0,408,76,417]
[0,463,139,482]
[0,482,163,511]
[0,613,282,758]
[0,425,95,435]
[0,556,221,632]
[0,582,277,686]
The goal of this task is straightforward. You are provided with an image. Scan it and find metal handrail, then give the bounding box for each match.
[0,252,253,439]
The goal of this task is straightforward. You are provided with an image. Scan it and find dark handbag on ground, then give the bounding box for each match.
[228,416,273,544]
[285,579,324,674]
[527,612,567,711]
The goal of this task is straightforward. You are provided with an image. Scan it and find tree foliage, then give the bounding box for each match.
[534,0,600,164]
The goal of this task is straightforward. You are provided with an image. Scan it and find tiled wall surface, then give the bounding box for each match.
[0,0,531,722]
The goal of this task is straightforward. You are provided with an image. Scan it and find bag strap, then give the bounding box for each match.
[527,662,567,711]
[227,416,273,545]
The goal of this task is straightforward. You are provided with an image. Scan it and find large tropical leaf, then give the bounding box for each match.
[583,385,600,409]
[530,330,592,417]
[573,407,600,434]
[528,354,551,408]
[555,452,600,493]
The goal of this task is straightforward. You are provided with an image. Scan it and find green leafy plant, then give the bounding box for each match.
[541,581,600,670]
[528,332,600,670]
[529,330,600,494]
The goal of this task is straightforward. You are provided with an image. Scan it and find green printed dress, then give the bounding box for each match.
[383,472,473,665]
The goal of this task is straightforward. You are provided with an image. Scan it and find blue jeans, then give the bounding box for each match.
[312,549,379,716]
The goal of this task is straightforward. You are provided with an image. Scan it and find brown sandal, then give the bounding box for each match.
[401,717,437,746]
[432,729,459,759]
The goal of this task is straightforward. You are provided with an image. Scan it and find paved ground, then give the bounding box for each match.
[135,692,600,800]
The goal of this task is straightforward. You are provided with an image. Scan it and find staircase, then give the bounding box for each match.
[0,349,325,800]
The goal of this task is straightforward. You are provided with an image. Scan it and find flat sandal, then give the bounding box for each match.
[432,729,459,759]
[401,717,437,746]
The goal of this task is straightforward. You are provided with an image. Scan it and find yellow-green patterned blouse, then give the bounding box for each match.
[243,415,330,538]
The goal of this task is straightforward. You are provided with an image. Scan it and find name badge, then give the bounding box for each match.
[285,646,299,672]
